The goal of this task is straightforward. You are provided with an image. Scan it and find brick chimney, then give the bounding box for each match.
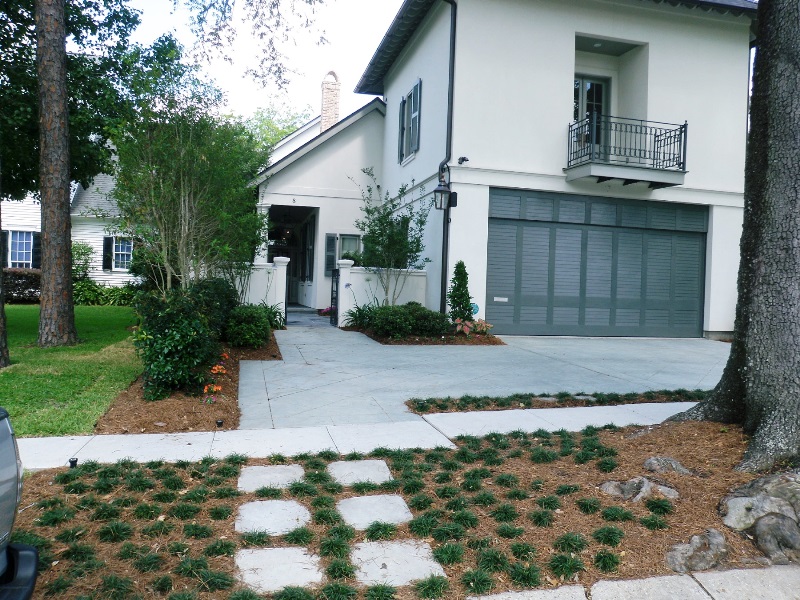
[320,71,341,133]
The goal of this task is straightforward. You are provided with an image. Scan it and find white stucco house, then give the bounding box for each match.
[260,0,756,338]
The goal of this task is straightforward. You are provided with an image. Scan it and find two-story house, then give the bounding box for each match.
[365,0,756,338]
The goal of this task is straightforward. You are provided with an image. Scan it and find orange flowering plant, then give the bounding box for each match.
[203,353,229,404]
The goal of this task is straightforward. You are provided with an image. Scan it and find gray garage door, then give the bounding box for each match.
[486,189,707,337]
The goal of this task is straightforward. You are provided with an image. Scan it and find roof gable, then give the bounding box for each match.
[355,0,757,96]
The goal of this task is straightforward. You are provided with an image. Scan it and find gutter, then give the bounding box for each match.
[439,0,457,314]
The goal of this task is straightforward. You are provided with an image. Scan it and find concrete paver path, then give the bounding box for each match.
[239,323,729,429]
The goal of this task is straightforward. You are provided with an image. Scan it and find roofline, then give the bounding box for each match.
[251,98,386,186]
[354,0,758,96]
[272,115,322,150]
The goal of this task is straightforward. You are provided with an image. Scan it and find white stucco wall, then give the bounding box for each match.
[704,205,743,333]
[260,106,385,309]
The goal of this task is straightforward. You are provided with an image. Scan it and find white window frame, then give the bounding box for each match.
[398,79,422,163]
[113,237,133,271]
[9,231,33,268]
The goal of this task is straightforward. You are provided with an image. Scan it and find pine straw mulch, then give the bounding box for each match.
[405,390,709,414]
[342,328,505,346]
[93,335,282,436]
[15,421,766,600]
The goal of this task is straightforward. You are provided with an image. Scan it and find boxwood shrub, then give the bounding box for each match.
[370,302,450,339]
[226,305,273,348]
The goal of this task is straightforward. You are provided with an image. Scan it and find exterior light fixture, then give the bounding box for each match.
[433,177,451,210]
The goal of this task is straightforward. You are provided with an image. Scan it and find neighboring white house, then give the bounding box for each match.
[70,173,138,286]
[338,0,754,338]
[1,197,42,270]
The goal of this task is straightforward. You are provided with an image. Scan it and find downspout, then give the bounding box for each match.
[439,0,457,314]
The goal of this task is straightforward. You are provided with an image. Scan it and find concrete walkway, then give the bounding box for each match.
[239,319,729,428]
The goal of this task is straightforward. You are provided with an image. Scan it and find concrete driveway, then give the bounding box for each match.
[238,315,729,429]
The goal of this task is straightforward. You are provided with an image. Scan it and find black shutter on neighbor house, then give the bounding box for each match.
[1,231,7,268]
[31,233,41,269]
[324,233,337,277]
[102,236,113,271]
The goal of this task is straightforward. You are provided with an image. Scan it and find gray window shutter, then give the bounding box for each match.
[411,79,421,152]
[102,236,113,271]
[324,234,337,276]
[398,97,406,163]
[1,231,7,268]
[31,233,41,269]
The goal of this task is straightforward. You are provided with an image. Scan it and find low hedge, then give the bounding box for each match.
[226,304,272,348]
[2,268,41,303]
[368,301,450,339]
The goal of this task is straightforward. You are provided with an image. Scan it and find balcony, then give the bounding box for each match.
[565,115,687,189]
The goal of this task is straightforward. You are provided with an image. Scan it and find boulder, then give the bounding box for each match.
[600,476,679,502]
[666,528,729,573]
[644,456,693,475]
[753,513,800,565]
[722,471,800,528]
[722,495,797,531]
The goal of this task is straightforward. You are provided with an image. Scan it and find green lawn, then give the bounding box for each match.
[1,305,142,437]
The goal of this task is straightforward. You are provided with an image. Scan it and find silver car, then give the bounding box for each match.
[0,408,37,599]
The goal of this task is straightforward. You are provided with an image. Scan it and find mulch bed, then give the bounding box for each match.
[15,421,764,600]
[93,335,282,435]
[342,327,505,346]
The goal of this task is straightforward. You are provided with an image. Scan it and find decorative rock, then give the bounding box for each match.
[327,460,393,486]
[238,465,304,492]
[574,395,596,402]
[235,500,311,535]
[722,495,797,531]
[666,528,729,573]
[644,456,693,475]
[753,513,800,565]
[600,476,679,502]
[351,540,445,585]
[337,495,414,530]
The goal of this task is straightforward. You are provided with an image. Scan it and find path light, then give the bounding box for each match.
[216,419,224,428]
[69,458,78,469]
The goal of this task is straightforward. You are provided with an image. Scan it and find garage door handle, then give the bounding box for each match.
[493,297,509,302]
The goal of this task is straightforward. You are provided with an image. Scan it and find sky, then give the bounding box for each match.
[127,0,404,119]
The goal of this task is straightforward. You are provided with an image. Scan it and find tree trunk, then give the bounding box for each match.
[671,0,800,471]
[35,0,77,347]
[0,155,10,368]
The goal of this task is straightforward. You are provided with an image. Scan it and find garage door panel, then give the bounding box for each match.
[487,190,706,337]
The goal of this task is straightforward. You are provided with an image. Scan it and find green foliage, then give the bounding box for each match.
[354,168,432,305]
[530,447,558,463]
[496,524,524,538]
[168,504,201,520]
[245,103,311,150]
[365,521,397,541]
[184,523,213,539]
[226,304,273,348]
[556,484,580,496]
[576,497,601,514]
[549,554,585,578]
[408,494,434,510]
[451,510,479,528]
[289,481,318,497]
[461,569,493,594]
[133,291,220,400]
[510,542,537,561]
[597,457,619,473]
[274,587,314,600]
[240,531,271,547]
[448,260,473,323]
[640,515,668,530]
[285,527,315,545]
[365,584,396,600]
[594,549,621,572]
[528,510,555,527]
[328,525,356,541]
[477,549,509,573]
[431,522,466,542]
[433,543,464,565]
[472,492,497,506]
[553,532,588,553]
[325,559,356,580]
[536,496,561,510]
[37,508,75,527]
[97,521,133,542]
[100,574,135,599]
[209,506,232,520]
[489,503,519,522]
[645,498,674,515]
[602,506,635,522]
[415,575,449,599]
[509,563,541,587]
[204,540,236,557]
[368,303,449,339]
[187,278,240,340]
[592,526,625,546]
[320,537,350,558]
[494,474,519,488]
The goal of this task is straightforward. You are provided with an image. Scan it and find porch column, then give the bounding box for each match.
[255,200,271,265]
[272,257,290,322]
[336,259,355,328]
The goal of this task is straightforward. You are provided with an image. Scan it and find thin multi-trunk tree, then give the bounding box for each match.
[35,0,76,347]
[672,0,800,472]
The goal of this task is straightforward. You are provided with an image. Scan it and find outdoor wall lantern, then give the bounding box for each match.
[433,168,457,210]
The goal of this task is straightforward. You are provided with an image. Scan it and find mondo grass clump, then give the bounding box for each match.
[602,506,635,522]
[646,498,675,515]
[553,532,588,553]
[477,548,509,573]
[416,575,449,599]
[510,542,537,561]
[594,549,621,572]
[549,554,585,578]
[576,497,601,514]
[365,585,397,600]
[640,515,669,530]
[433,543,464,565]
[365,522,397,541]
[461,569,494,594]
[593,526,625,547]
[509,562,541,587]
[285,527,315,545]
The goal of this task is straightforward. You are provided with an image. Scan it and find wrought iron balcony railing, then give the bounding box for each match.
[567,114,687,172]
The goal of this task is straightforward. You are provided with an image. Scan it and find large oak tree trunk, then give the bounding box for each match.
[0,157,10,368]
[672,0,800,471]
[35,0,77,347]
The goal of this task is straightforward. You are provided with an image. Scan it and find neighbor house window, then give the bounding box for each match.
[10,231,33,268]
[398,79,422,162]
[339,234,360,259]
[103,236,133,271]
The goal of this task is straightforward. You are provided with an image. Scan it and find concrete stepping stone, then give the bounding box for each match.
[236,500,310,535]
[337,495,413,530]
[327,460,393,486]
[352,540,445,586]
[238,464,304,492]
[236,547,323,593]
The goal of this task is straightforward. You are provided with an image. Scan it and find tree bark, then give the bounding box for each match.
[0,155,10,368]
[671,0,800,471]
[35,0,77,347]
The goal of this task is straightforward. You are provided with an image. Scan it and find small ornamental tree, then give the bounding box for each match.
[448,260,472,323]
[354,168,431,306]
